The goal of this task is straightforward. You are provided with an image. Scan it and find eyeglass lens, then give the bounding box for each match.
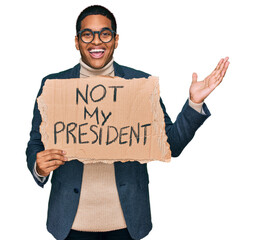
[80,29,113,43]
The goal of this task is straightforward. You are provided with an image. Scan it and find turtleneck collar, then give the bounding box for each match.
[79,58,114,77]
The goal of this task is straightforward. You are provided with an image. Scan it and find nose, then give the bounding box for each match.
[92,32,101,45]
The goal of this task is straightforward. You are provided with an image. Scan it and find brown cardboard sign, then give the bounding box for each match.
[37,76,171,164]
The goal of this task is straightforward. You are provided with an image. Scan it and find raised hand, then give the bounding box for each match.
[189,57,230,104]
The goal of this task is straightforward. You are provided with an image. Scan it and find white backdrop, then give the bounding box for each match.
[1,0,254,239]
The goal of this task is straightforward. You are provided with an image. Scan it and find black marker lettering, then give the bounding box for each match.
[84,106,99,124]
[129,123,140,146]
[54,121,65,144]
[79,123,89,144]
[141,123,151,145]
[90,125,98,144]
[76,85,88,104]
[101,110,112,126]
[108,86,124,102]
[99,127,103,145]
[67,122,77,144]
[119,126,129,144]
[90,84,106,102]
[106,126,118,145]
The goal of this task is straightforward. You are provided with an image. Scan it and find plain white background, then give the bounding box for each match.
[1,0,255,239]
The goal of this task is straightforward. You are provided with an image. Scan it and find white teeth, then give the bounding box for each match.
[89,49,105,53]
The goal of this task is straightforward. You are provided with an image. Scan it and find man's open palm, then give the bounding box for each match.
[189,57,230,104]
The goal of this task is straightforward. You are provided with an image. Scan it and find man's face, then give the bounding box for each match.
[75,15,119,69]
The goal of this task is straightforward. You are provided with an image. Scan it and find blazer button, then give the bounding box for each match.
[74,188,79,194]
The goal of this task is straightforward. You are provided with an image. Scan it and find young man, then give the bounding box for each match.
[26,5,229,240]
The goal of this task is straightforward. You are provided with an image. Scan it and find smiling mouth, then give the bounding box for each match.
[89,48,105,59]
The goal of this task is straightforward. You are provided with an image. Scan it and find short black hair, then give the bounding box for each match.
[76,5,117,36]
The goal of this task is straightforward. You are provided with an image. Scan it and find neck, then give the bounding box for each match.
[80,58,114,77]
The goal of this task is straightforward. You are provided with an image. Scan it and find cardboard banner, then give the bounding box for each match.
[37,76,171,164]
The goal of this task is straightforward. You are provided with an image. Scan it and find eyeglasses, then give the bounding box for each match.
[77,27,116,43]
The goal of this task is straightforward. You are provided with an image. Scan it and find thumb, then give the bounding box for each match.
[192,72,198,83]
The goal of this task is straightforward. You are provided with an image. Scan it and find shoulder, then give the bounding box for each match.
[114,62,151,79]
[42,63,80,81]
[37,63,80,96]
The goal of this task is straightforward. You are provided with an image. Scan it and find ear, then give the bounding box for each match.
[114,34,119,49]
[75,36,80,50]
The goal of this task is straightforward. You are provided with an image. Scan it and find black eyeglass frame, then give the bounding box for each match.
[77,27,116,43]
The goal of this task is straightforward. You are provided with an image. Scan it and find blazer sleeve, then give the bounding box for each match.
[160,97,211,157]
[26,77,49,187]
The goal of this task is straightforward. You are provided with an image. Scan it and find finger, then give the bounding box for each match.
[213,58,228,79]
[214,59,229,80]
[205,57,229,87]
[215,58,224,71]
[220,57,229,72]
[223,56,229,62]
[41,164,63,176]
[45,165,63,174]
[43,153,68,162]
[210,58,224,76]
[192,72,198,83]
[221,61,230,77]
[211,57,228,77]
[219,57,229,68]
[45,160,66,168]
[38,149,66,157]
[35,164,48,177]
[37,159,65,173]
[212,63,228,87]
[37,153,68,166]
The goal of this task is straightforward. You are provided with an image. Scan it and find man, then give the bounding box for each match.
[26,5,229,240]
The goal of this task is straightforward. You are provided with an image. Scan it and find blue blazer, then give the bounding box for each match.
[26,61,210,240]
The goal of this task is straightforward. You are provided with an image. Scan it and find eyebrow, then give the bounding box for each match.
[81,27,112,31]
[78,27,114,34]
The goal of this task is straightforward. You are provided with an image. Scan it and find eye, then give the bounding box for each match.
[100,30,112,38]
[102,32,110,36]
[82,31,92,37]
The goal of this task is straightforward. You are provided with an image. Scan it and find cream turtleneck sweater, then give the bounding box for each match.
[71,58,127,232]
